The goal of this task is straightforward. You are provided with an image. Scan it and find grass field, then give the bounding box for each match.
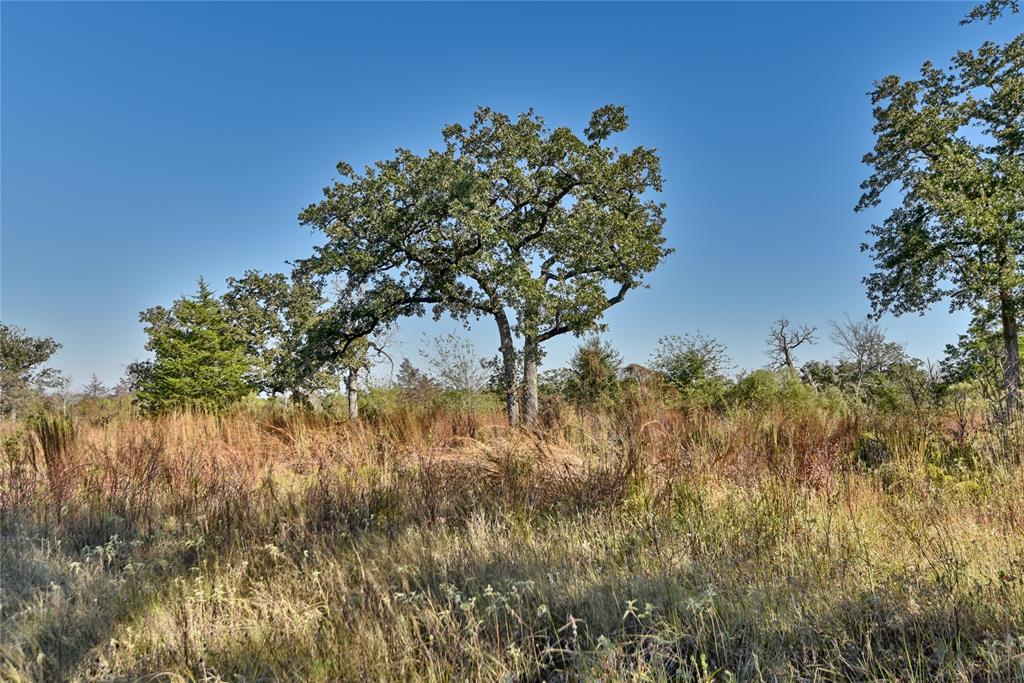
[2,398,1024,681]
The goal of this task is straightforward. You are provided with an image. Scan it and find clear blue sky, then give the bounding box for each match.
[3,2,1021,387]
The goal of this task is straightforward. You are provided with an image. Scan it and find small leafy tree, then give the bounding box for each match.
[223,270,338,399]
[801,318,930,412]
[538,367,573,397]
[223,270,393,418]
[136,279,253,414]
[942,310,1024,415]
[420,334,489,424]
[420,334,488,394]
[0,323,62,419]
[650,333,732,407]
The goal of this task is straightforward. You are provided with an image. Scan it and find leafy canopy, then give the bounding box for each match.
[650,333,732,406]
[297,105,669,378]
[0,324,62,417]
[857,28,1024,320]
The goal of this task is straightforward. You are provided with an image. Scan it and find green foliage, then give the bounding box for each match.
[802,358,935,414]
[420,334,492,420]
[858,30,1024,318]
[297,105,671,423]
[537,367,574,400]
[135,279,253,414]
[961,0,1019,24]
[345,385,404,421]
[563,337,622,407]
[730,369,781,409]
[794,317,938,414]
[857,19,1024,405]
[650,333,732,408]
[730,369,849,415]
[0,323,62,418]
[419,334,487,394]
[222,270,382,401]
[942,312,1022,387]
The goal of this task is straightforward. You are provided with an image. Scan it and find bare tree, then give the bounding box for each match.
[828,316,906,392]
[765,317,816,373]
[52,373,77,417]
[421,334,488,395]
[82,374,109,399]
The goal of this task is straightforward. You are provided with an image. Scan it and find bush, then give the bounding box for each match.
[729,369,849,415]
[650,333,733,409]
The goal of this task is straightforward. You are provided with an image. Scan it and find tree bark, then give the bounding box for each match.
[522,336,540,426]
[345,367,359,421]
[493,311,520,426]
[999,289,1021,415]
[783,347,795,375]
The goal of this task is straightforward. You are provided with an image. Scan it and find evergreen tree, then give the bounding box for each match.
[136,279,252,414]
[565,337,622,407]
[396,358,434,398]
[83,374,108,399]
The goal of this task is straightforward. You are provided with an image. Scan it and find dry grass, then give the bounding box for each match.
[2,400,1023,681]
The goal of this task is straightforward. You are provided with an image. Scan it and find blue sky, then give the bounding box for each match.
[2,2,1021,387]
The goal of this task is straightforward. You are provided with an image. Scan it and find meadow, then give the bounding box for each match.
[3,389,1024,682]
[3,1,1022,680]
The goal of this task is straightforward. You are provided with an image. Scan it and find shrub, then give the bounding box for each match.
[650,333,732,409]
[729,369,849,416]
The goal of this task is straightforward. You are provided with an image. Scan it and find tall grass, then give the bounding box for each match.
[1,400,1023,681]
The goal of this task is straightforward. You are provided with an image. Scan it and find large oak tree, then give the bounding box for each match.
[857,11,1023,411]
[298,106,670,425]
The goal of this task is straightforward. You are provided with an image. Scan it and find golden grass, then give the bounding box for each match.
[2,402,1023,681]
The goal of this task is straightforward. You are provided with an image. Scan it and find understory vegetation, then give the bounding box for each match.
[3,388,1024,681]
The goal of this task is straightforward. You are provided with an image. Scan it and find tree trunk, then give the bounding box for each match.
[345,367,359,421]
[493,311,520,426]
[783,347,795,375]
[999,290,1021,415]
[522,337,540,426]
